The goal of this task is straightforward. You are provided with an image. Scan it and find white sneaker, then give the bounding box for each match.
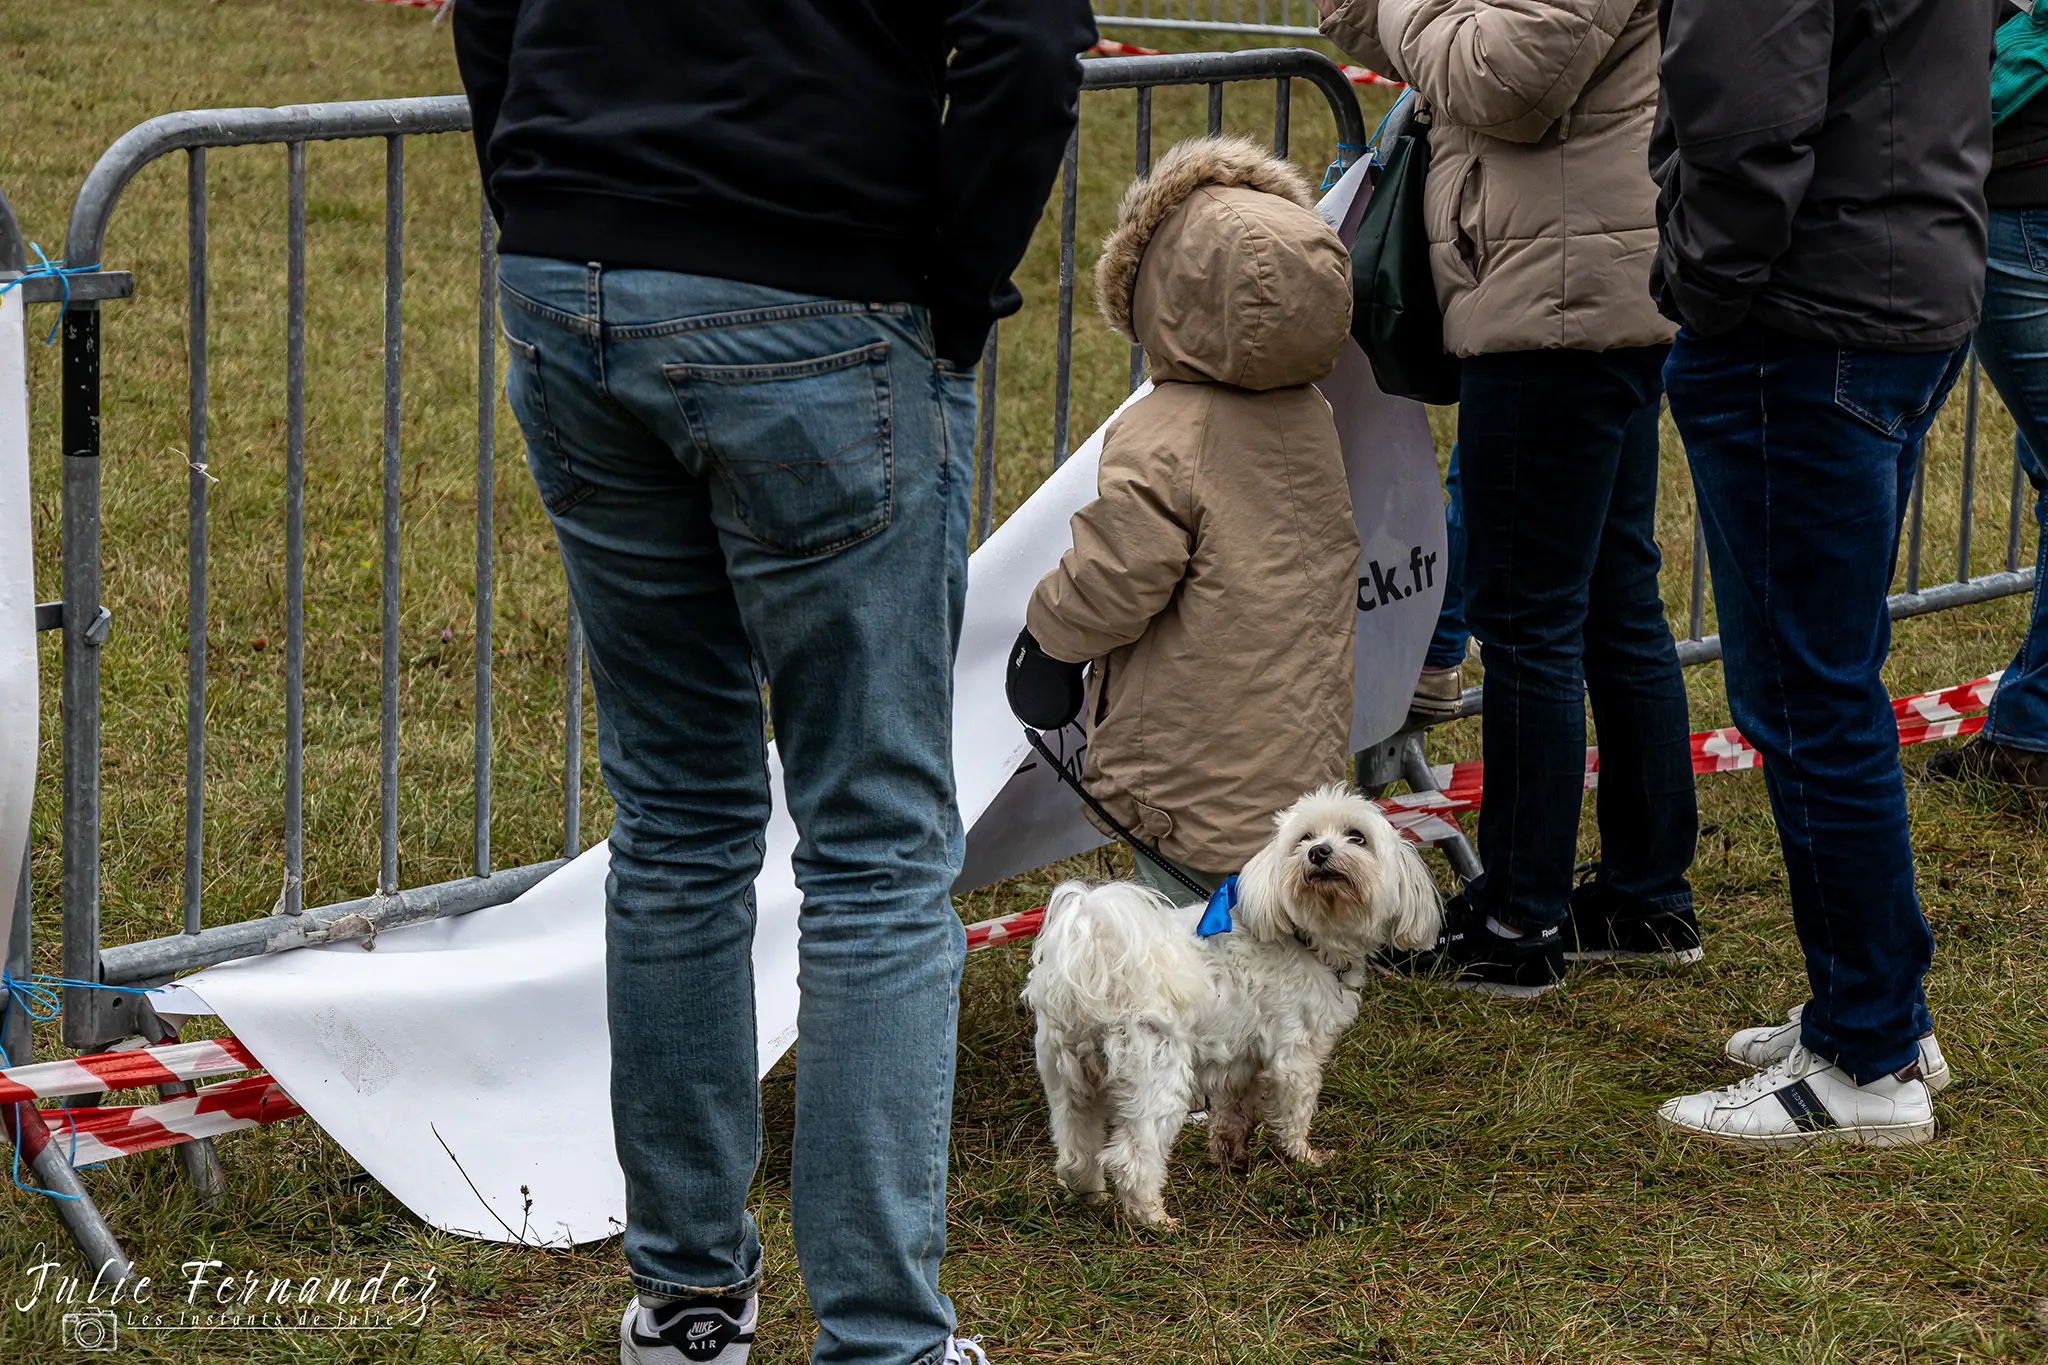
[1723,1004,1950,1094]
[1657,1045,1935,1149]
[946,1337,992,1364]
[621,1296,757,1363]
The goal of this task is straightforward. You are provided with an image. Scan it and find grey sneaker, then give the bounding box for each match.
[945,1339,993,1364]
[1723,1004,1950,1094]
[1410,664,1463,721]
[621,1296,756,1363]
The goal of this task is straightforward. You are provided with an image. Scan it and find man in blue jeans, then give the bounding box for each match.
[1926,26,2048,795]
[1650,0,1993,1147]
[454,3,1094,1362]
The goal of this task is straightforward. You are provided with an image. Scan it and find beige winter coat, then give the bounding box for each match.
[1321,0,1674,356]
[1026,138,1360,874]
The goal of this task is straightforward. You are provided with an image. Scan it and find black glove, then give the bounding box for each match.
[1006,627,1087,731]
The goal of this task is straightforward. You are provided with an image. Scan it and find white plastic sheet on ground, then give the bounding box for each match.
[0,286,37,965]
[170,160,1443,1245]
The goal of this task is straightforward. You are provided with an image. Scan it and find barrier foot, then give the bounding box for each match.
[1398,733,1483,885]
[144,1016,226,1207]
[1,1093,134,1284]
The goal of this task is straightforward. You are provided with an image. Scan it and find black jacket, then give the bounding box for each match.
[1650,0,1996,352]
[453,0,1096,367]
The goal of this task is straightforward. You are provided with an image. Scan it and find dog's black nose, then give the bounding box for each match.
[1307,842,1332,867]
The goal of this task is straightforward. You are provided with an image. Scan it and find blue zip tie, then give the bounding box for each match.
[0,243,102,345]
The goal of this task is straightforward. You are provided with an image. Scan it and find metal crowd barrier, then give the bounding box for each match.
[4,41,2039,1271]
[1093,0,1325,39]
[2,48,1368,1270]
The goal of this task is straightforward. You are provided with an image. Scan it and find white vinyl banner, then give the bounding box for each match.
[172,163,1444,1244]
[0,286,37,966]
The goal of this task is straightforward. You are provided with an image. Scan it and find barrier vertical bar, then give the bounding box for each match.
[60,304,105,1047]
[1130,87,1152,394]
[4,858,28,1068]
[1906,451,1925,594]
[474,192,495,878]
[563,598,583,860]
[283,141,307,915]
[1052,130,1080,468]
[2010,444,2028,575]
[975,322,999,546]
[1956,351,1978,584]
[1687,510,1706,642]
[1273,76,1291,155]
[1208,82,1225,135]
[380,135,404,897]
[182,148,207,936]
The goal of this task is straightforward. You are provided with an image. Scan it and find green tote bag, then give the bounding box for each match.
[1349,99,1461,405]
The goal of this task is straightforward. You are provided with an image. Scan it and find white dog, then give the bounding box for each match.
[1021,785,1443,1228]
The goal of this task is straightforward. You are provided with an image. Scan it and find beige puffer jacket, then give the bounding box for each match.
[1026,138,1360,874]
[1321,0,1673,356]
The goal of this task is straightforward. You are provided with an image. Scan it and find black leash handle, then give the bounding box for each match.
[1022,727,1212,902]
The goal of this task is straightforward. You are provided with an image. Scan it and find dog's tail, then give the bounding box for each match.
[1022,880,1209,1025]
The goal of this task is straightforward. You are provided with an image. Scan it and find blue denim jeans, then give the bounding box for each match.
[1426,444,1470,670]
[1667,321,1967,1082]
[1966,209,2048,754]
[498,256,974,1365]
[1457,345,1698,931]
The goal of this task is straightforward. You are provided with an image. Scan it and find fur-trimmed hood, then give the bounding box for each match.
[1094,136,1351,390]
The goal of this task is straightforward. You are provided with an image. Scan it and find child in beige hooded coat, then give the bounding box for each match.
[1022,137,1360,896]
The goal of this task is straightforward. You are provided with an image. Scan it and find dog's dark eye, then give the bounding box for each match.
[1345,828,1367,845]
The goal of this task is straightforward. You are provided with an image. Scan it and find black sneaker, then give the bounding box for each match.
[1564,872,1703,966]
[1373,893,1564,998]
[621,1295,757,1363]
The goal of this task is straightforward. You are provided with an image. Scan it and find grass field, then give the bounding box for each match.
[2,3,2047,1361]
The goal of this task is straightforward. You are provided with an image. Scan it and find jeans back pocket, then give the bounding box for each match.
[665,343,894,558]
[1834,346,1966,440]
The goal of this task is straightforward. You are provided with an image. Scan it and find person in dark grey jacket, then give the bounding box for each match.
[1650,0,1995,1149]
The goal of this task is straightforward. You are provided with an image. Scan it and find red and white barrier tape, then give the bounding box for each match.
[40,1075,301,1167]
[1089,38,1404,90]
[0,673,1998,1168]
[959,670,2008,949]
[0,1036,258,1105]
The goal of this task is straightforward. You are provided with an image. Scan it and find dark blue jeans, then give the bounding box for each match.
[1968,208,2048,753]
[1666,321,1967,1083]
[1426,444,1470,670]
[1458,345,1698,932]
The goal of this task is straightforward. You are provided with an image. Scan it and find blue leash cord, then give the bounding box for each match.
[1,971,159,1198]
[0,242,102,345]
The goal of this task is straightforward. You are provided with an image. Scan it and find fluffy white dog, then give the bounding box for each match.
[1021,785,1442,1228]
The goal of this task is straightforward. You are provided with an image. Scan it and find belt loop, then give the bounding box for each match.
[585,262,602,329]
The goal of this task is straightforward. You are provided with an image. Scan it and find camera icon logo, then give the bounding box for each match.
[62,1307,119,1352]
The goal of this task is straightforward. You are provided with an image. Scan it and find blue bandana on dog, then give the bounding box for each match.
[1196,874,1239,937]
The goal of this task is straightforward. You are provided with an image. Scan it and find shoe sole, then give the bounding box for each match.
[1655,1111,1935,1149]
[1565,947,1705,966]
[1722,1046,1952,1096]
[1448,977,1563,1000]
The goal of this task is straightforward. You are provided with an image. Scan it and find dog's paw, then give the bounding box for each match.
[1207,1136,1251,1173]
[1284,1144,1332,1167]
